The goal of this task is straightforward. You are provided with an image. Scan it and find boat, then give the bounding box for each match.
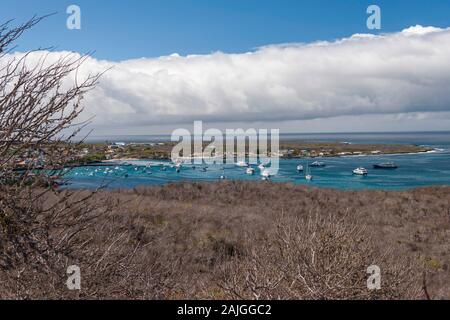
[261,169,271,179]
[236,161,248,167]
[220,168,226,180]
[296,165,304,172]
[258,164,265,170]
[310,161,326,167]
[353,167,368,175]
[246,167,255,175]
[373,162,398,169]
[305,163,313,181]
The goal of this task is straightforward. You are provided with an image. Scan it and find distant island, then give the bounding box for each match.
[75,140,433,163]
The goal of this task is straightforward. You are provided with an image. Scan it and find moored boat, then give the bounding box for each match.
[261,169,271,179]
[236,161,248,167]
[246,167,255,175]
[305,163,313,181]
[310,161,326,167]
[373,162,398,169]
[353,167,368,175]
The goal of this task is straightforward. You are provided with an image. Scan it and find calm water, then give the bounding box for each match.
[66,132,450,190]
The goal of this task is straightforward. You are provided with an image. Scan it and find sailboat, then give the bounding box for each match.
[220,168,226,180]
[261,169,271,181]
[305,163,313,181]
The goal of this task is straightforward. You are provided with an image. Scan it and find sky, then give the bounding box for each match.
[2,0,450,134]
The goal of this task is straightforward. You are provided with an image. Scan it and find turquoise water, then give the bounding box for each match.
[65,132,450,190]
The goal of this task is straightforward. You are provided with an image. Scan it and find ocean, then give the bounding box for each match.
[67,131,450,190]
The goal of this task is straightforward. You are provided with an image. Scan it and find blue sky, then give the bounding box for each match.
[3,1,450,134]
[3,0,450,60]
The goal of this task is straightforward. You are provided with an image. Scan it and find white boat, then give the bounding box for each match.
[258,164,265,170]
[353,167,368,175]
[220,175,226,180]
[296,165,304,172]
[261,169,271,178]
[246,167,255,175]
[310,161,326,167]
[305,164,313,181]
[236,161,248,167]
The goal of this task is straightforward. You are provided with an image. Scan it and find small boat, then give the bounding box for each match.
[353,167,368,175]
[246,167,255,175]
[258,164,265,170]
[201,167,207,172]
[373,162,398,169]
[236,161,248,167]
[310,161,326,167]
[220,168,226,180]
[176,168,180,173]
[296,165,304,172]
[261,169,271,179]
[305,164,313,181]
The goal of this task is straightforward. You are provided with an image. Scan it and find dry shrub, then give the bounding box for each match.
[1,181,448,299]
[217,212,422,300]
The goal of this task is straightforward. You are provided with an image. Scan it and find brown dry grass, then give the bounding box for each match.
[1,181,449,299]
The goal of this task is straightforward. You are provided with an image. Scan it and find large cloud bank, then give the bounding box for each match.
[9,25,450,128]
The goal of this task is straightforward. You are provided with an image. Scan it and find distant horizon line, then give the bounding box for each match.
[85,130,450,138]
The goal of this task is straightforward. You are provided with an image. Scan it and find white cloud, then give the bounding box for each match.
[7,25,450,132]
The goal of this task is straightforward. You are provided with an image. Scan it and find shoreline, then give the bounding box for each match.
[96,147,444,164]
